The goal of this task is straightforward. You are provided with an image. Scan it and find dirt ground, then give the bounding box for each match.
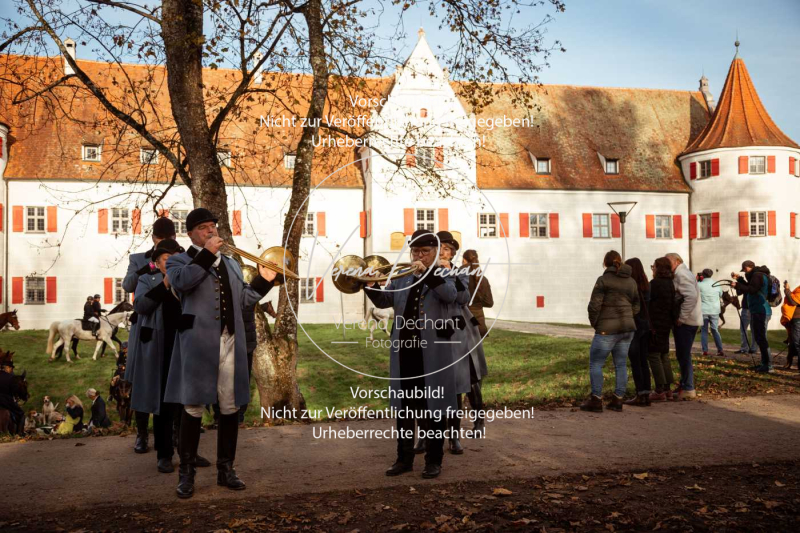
[2,394,800,531]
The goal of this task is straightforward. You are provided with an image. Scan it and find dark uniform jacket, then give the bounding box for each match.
[90,396,112,428]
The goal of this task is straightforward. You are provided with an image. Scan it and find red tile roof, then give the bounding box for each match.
[682,56,799,155]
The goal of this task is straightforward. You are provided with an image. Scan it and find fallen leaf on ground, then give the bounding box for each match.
[763,501,781,510]
[492,488,513,496]
[774,480,785,487]
[633,473,648,480]
[685,484,706,492]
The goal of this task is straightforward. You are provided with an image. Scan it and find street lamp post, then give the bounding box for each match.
[607,202,638,261]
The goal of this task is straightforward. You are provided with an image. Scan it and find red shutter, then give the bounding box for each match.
[438,208,448,231]
[499,213,509,238]
[435,146,444,169]
[739,212,749,236]
[315,277,324,303]
[403,208,414,235]
[232,210,242,236]
[359,211,367,238]
[46,277,57,304]
[104,278,114,304]
[582,213,593,238]
[549,213,559,238]
[646,215,655,239]
[791,213,797,238]
[611,214,621,238]
[12,277,23,304]
[519,213,530,238]
[711,212,720,237]
[768,210,777,236]
[673,215,682,239]
[98,208,109,234]
[689,214,697,240]
[405,146,416,167]
[739,156,749,174]
[0,204,3,232]
[132,209,142,234]
[789,157,796,175]
[158,209,169,218]
[767,155,776,173]
[689,162,697,180]
[536,296,545,308]
[317,212,326,237]
[711,158,720,176]
[12,206,23,232]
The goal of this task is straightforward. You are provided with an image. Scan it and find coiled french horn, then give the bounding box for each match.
[223,244,299,286]
[331,255,418,294]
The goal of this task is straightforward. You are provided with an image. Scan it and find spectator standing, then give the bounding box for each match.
[732,261,774,373]
[698,269,725,357]
[780,281,800,370]
[666,253,702,401]
[624,258,652,407]
[647,258,678,401]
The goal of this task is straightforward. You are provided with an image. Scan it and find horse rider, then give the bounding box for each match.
[83,295,101,338]
[164,208,276,499]
[124,216,176,454]
[365,228,459,479]
[0,358,24,435]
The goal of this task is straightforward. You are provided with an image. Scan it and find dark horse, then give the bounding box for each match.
[54,301,133,361]
[109,348,132,425]
[0,310,20,331]
[720,289,741,327]
[0,371,29,435]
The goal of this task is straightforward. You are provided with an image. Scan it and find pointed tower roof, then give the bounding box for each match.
[682,48,798,155]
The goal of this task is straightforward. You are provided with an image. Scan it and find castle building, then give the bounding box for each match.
[1,33,798,330]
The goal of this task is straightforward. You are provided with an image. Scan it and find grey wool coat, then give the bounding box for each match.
[163,247,273,407]
[365,269,459,415]
[452,271,488,393]
[123,250,152,383]
[130,272,170,415]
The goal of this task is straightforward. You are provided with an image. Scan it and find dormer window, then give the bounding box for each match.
[605,159,619,174]
[420,108,428,118]
[536,158,551,175]
[217,150,232,168]
[284,153,296,170]
[82,144,101,162]
[140,148,159,165]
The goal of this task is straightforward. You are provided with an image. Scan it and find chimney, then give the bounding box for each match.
[253,52,263,84]
[699,74,716,113]
[63,38,76,76]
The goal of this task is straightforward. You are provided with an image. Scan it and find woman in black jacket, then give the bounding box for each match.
[647,257,678,401]
[624,258,652,406]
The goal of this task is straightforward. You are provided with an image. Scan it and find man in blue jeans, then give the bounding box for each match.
[666,253,703,400]
[732,261,773,373]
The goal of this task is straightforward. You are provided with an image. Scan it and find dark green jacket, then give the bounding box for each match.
[588,265,640,334]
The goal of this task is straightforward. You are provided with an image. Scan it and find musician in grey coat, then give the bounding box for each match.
[164,208,275,499]
[365,229,459,480]
[124,216,176,454]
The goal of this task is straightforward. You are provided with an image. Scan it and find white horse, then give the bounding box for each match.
[46,311,130,363]
[365,306,394,341]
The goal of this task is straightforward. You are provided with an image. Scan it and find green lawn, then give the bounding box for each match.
[2,324,797,436]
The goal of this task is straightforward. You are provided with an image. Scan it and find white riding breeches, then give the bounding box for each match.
[184,327,238,418]
[88,317,100,323]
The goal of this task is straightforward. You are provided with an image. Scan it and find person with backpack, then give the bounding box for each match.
[698,269,725,357]
[732,260,775,373]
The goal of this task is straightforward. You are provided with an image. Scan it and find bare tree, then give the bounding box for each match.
[1,0,564,416]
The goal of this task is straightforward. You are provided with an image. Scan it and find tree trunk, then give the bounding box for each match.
[254,0,329,419]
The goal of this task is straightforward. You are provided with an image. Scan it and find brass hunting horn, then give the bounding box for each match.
[222,244,300,286]
[331,254,418,294]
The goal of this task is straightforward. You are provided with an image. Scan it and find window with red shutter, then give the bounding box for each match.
[711,158,720,176]
[768,210,777,236]
[360,211,367,238]
[690,162,697,180]
[673,215,683,239]
[582,213,593,238]
[499,213,510,238]
[738,156,748,174]
[12,277,23,304]
[132,209,142,234]
[739,212,750,236]
[519,213,530,238]
[711,212,720,237]
[12,206,23,232]
[317,212,326,237]
[549,213,560,238]
[791,213,797,238]
[767,155,776,173]
[405,146,416,167]
[403,208,414,235]
[46,277,57,304]
[611,214,621,238]
[104,278,114,304]
[98,209,109,234]
[316,277,324,303]
[689,214,697,240]
[645,215,655,239]
[438,208,448,231]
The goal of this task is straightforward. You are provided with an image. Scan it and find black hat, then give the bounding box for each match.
[409,229,439,248]
[152,239,185,261]
[93,294,101,299]
[87,296,93,301]
[436,231,459,251]
[186,208,219,232]
[152,216,176,239]
[741,260,755,270]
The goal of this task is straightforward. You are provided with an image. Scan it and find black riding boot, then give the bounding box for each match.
[448,415,464,454]
[176,410,202,499]
[386,416,415,476]
[467,382,485,436]
[217,413,246,490]
[413,419,427,454]
[91,321,100,338]
[134,411,150,453]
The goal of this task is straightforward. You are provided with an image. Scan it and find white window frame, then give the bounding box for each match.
[535,158,551,175]
[415,208,436,232]
[111,207,130,235]
[25,206,46,233]
[529,213,549,238]
[172,209,188,235]
[284,153,296,170]
[140,148,159,165]
[749,211,767,237]
[303,212,316,237]
[299,278,316,304]
[217,150,232,168]
[749,156,766,174]
[655,215,673,239]
[605,159,619,175]
[25,276,45,304]
[478,213,498,238]
[699,213,712,240]
[114,278,129,304]
[699,159,712,179]
[592,213,610,239]
[82,144,102,162]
